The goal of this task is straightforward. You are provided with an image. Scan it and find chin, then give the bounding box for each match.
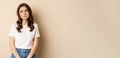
[22,18,27,20]
[22,18,28,20]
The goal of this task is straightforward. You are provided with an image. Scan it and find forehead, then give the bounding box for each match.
[19,6,27,11]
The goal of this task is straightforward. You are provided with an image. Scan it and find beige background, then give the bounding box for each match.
[0,0,120,58]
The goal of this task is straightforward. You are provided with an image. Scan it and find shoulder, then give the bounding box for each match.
[33,22,39,30]
[33,22,38,27]
[11,22,18,27]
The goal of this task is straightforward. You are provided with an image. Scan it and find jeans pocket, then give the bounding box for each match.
[32,54,36,58]
[11,54,15,58]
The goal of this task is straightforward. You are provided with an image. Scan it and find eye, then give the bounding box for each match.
[19,10,23,13]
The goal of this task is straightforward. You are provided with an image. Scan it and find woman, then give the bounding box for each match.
[8,3,40,58]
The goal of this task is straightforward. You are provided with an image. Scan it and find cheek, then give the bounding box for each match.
[19,13,23,17]
[26,12,29,16]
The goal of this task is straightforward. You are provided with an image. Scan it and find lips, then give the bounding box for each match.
[23,16,27,17]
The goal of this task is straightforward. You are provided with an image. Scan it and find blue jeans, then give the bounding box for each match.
[11,48,36,58]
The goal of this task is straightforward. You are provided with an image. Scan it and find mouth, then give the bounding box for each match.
[23,16,27,17]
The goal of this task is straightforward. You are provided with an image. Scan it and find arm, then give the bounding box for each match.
[9,37,21,58]
[27,37,39,58]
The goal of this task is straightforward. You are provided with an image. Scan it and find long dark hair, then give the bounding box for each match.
[16,3,34,32]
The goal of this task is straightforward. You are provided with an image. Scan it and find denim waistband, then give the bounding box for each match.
[16,48,31,50]
[16,48,31,53]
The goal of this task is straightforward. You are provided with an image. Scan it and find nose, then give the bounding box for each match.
[23,11,26,16]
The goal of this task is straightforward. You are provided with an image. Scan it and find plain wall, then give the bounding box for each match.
[0,0,120,58]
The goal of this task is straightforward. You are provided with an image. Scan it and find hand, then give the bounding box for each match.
[27,56,32,58]
[16,57,21,58]
[16,56,21,58]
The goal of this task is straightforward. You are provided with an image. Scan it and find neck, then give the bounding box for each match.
[22,20,28,25]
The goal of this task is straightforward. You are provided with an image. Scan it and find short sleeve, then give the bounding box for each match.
[8,24,15,37]
[34,23,40,38]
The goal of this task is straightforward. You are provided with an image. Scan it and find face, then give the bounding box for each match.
[19,6,29,20]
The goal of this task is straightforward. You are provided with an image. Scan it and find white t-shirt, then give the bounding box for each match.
[8,23,40,49]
